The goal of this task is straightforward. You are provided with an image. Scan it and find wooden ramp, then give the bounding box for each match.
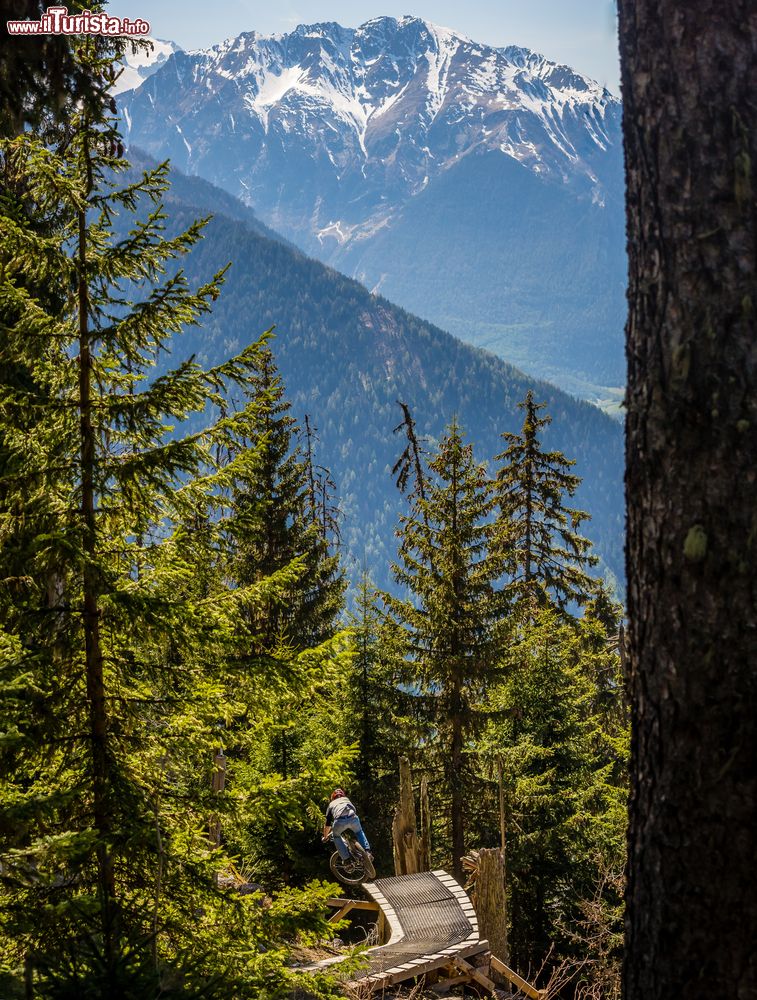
[307,869,543,997]
[356,869,488,988]
[308,869,487,989]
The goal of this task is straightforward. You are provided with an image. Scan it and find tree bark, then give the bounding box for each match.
[209,751,226,848]
[475,848,508,966]
[419,774,432,872]
[449,679,465,881]
[618,4,757,997]
[449,450,465,882]
[392,756,420,875]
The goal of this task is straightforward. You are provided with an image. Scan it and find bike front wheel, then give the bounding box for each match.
[351,840,376,879]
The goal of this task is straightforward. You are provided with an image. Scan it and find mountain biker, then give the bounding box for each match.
[322,788,373,865]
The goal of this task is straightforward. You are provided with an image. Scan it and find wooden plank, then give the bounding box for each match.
[428,972,473,994]
[453,956,497,992]
[325,897,380,911]
[375,943,488,987]
[490,954,542,999]
[329,903,353,923]
[354,939,489,990]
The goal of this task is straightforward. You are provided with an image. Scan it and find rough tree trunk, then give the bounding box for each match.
[475,848,508,965]
[419,774,431,872]
[209,751,226,847]
[392,757,420,875]
[450,677,465,881]
[618,3,757,997]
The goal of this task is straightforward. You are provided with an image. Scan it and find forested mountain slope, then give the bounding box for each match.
[137,157,624,591]
[119,17,626,402]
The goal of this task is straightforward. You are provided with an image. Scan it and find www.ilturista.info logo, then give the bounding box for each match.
[7,5,149,36]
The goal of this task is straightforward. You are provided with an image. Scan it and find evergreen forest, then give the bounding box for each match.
[0,35,629,1000]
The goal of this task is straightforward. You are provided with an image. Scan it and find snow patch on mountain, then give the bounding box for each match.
[424,23,460,120]
[113,38,182,94]
[246,65,303,128]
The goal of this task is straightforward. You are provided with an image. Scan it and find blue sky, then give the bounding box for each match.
[109,0,621,92]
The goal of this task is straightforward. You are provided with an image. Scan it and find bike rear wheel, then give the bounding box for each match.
[329,850,366,885]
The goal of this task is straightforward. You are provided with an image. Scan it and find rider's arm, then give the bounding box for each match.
[322,823,331,839]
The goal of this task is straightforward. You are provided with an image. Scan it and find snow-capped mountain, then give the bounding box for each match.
[118,18,626,401]
[113,38,182,95]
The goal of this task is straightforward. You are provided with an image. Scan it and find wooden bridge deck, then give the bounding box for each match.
[356,869,487,987]
[308,869,543,997]
[309,869,488,989]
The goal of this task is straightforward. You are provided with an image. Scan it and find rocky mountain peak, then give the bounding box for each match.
[116,16,626,420]
[118,17,622,330]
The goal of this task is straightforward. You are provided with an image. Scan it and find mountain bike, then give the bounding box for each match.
[324,832,376,885]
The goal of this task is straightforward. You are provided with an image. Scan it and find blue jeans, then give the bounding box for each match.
[332,815,371,860]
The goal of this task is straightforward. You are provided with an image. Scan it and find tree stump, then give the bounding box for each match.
[475,847,508,967]
[392,756,421,875]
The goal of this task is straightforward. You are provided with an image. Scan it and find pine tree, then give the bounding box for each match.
[219,351,348,882]
[229,351,344,655]
[478,606,628,972]
[301,413,343,622]
[339,573,413,864]
[226,350,344,780]
[580,582,628,730]
[493,390,597,612]
[0,47,341,997]
[384,420,504,878]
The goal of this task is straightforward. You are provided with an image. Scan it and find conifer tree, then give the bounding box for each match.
[225,350,344,806]
[580,582,628,730]
[229,350,344,656]
[337,573,413,863]
[0,47,341,998]
[620,8,757,994]
[302,413,342,568]
[384,420,504,878]
[219,352,348,882]
[479,606,628,972]
[493,390,597,612]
